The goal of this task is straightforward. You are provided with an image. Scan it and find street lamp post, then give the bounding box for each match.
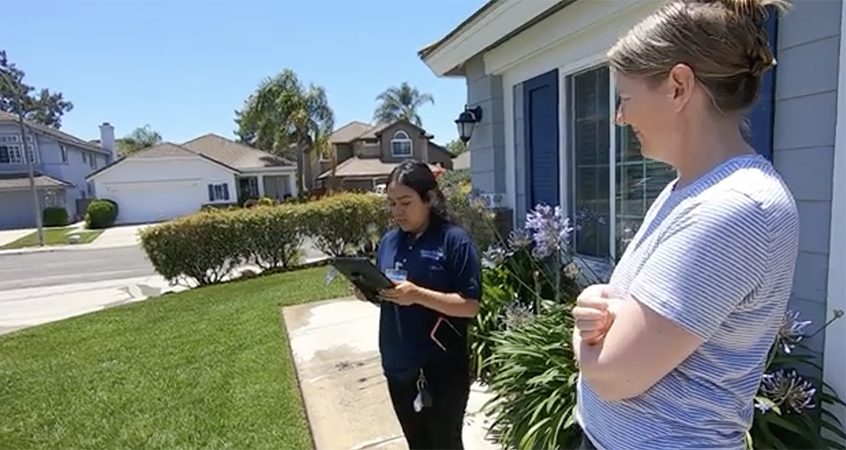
[1,70,44,246]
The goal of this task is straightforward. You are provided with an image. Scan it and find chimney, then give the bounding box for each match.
[99,122,116,161]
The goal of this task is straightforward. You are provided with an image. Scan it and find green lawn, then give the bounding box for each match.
[1,227,103,249]
[0,267,349,449]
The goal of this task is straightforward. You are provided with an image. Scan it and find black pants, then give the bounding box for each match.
[386,358,471,450]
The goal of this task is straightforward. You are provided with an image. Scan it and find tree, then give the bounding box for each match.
[116,125,163,157]
[373,82,434,127]
[446,139,467,156]
[0,50,73,129]
[235,69,334,193]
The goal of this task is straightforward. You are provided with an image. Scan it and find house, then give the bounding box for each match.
[315,119,454,191]
[452,150,471,171]
[420,0,846,428]
[86,133,296,224]
[0,111,115,229]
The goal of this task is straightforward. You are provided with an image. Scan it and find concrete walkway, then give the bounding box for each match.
[283,298,499,450]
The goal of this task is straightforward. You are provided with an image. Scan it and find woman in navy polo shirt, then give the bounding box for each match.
[358,160,482,450]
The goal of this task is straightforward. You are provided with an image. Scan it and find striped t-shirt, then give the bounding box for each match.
[576,154,800,450]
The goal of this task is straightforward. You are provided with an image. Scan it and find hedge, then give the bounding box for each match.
[140,192,390,286]
[42,207,69,227]
[85,199,119,229]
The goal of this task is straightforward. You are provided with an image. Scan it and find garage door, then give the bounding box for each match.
[102,180,205,224]
[0,191,36,230]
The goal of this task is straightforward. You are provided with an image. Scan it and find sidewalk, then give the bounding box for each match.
[0,224,150,256]
[283,298,499,450]
[0,274,187,335]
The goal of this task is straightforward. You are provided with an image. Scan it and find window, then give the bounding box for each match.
[390,130,413,157]
[569,67,611,258]
[82,152,88,164]
[61,145,68,164]
[208,183,230,202]
[566,65,676,260]
[89,154,97,169]
[0,134,36,165]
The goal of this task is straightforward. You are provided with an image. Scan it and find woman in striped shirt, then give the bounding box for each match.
[572,0,800,449]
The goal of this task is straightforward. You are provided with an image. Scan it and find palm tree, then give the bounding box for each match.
[235,69,334,193]
[373,82,434,127]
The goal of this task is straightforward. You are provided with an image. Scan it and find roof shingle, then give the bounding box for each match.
[181,134,294,169]
[0,172,73,191]
[0,111,111,155]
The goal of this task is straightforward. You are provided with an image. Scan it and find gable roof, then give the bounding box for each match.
[330,121,373,144]
[0,172,73,191]
[0,111,111,155]
[330,119,435,144]
[317,157,442,180]
[85,142,239,181]
[180,134,294,169]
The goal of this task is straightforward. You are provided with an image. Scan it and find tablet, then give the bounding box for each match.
[330,256,394,303]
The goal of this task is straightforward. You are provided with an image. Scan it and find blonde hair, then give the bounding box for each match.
[608,0,791,113]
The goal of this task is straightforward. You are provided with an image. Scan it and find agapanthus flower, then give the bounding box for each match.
[760,370,817,413]
[483,244,510,268]
[777,310,812,354]
[507,228,533,251]
[502,301,535,330]
[524,204,573,260]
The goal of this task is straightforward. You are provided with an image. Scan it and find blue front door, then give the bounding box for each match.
[746,9,779,161]
[524,69,560,208]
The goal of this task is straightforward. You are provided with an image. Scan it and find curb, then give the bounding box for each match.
[0,243,140,257]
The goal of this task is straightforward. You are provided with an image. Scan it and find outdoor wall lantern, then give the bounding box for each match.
[455,105,483,143]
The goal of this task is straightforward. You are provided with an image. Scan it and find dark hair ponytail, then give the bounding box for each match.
[388,159,452,223]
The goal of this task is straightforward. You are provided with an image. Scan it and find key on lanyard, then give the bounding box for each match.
[412,369,433,412]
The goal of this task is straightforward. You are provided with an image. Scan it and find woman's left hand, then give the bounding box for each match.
[380,281,421,306]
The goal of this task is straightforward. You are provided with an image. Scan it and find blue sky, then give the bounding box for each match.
[1,0,485,145]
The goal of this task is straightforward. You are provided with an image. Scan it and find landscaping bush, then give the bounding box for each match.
[240,204,305,270]
[438,170,498,251]
[483,301,582,450]
[85,199,119,229]
[256,197,276,207]
[470,202,846,450]
[299,192,390,257]
[140,209,247,286]
[42,206,69,227]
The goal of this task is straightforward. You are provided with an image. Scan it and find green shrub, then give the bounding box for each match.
[300,192,389,257]
[140,209,247,286]
[85,199,118,229]
[256,197,276,207]
[42,207,68,227]
[483,301,582,450]
[439,174,498,250]
[240,204,304,270]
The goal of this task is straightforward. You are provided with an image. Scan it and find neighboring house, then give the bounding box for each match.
[452,150,470,171]
[315,119,454,191]
[86,134,296,224]
[0,111,115,229]
[421,0,846,427]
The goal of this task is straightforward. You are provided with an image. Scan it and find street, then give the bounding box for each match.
[0,246,155,291]
[0,240,327,335]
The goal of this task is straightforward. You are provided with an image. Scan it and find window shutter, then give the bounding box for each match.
[223,184,230,201]
[208,184,214,202]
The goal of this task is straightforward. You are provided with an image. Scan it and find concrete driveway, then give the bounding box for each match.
[89,224,152,248]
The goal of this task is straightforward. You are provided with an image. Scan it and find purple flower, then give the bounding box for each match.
[483,244,510,268]
[760,370,817,413]
[507,228,533,251]
[502,301,535,330]
[777,310,812,354]
[524,204,573,260]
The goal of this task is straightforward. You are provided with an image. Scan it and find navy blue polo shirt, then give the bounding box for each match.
[375,217,482,381]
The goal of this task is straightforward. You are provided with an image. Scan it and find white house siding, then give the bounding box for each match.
[92,156,236,225]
